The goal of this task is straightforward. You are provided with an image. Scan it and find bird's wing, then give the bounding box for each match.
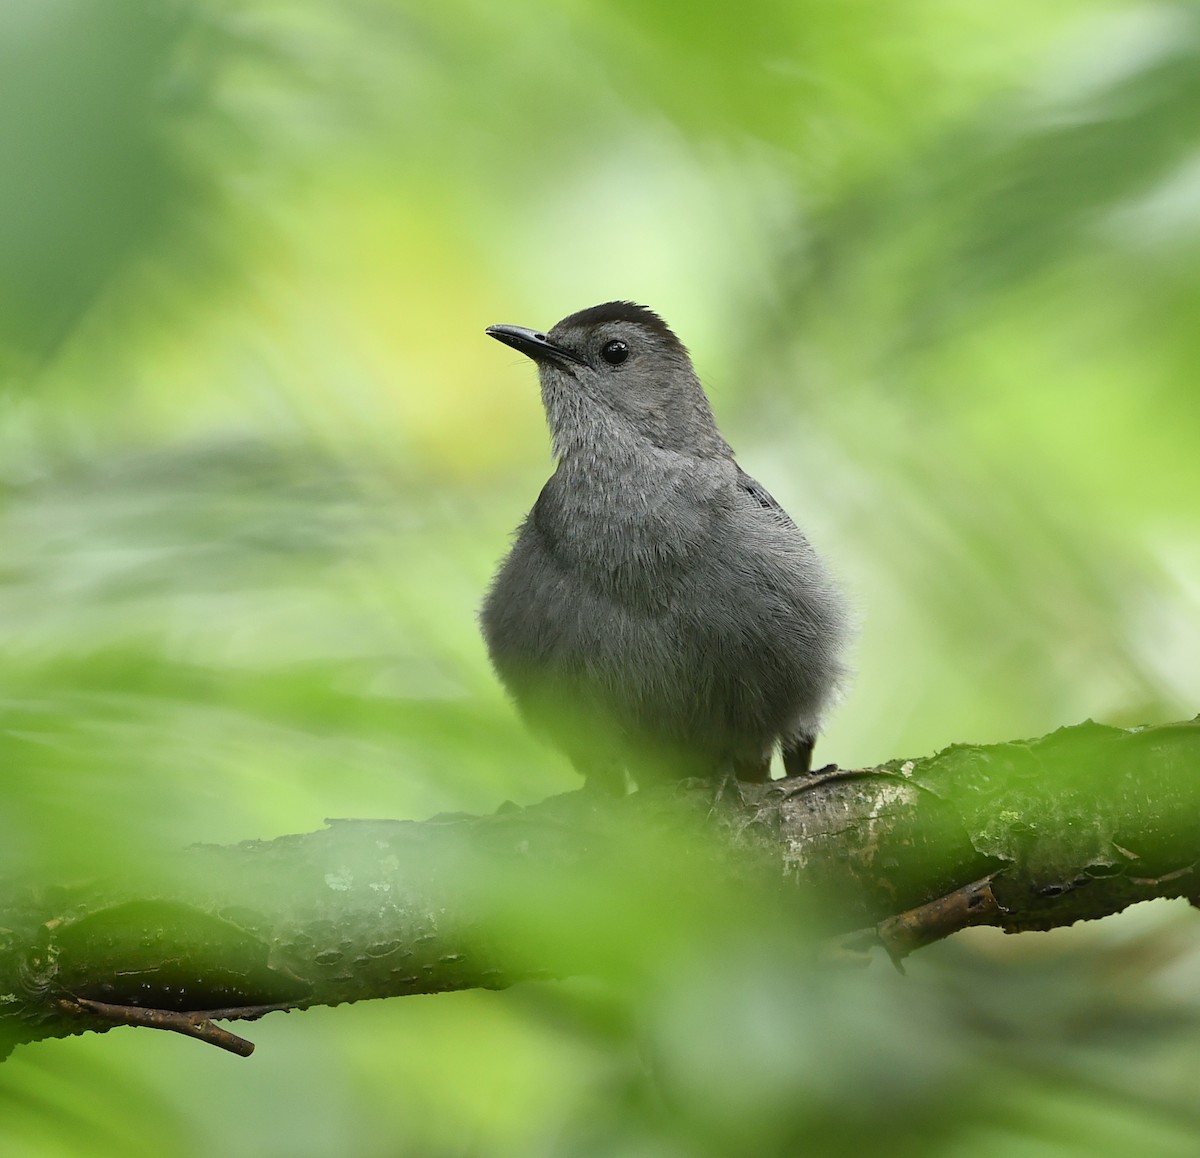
[736,466,797,529]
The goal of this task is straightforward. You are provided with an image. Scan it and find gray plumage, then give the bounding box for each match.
[481,301,847,791]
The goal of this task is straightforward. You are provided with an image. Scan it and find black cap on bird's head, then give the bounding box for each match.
[486,301,729,459]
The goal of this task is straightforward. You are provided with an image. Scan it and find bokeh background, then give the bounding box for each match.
[2,0,1199,1154]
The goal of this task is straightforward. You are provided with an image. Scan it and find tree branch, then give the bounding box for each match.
[2,718,1197,1058]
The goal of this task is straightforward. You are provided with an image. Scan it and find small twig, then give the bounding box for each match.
[200,1001,299,1023]
[57,996,256,1057]
[822,876,1001,969]
[875,875,1000,962]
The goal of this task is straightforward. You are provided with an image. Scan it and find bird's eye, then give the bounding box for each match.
[601,339,629,365]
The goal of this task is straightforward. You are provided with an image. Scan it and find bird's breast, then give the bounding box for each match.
[533,458,731,586]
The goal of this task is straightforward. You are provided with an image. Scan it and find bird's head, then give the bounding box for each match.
[486,301,730,460]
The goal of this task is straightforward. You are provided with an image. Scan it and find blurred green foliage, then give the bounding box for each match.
[1,0,1199,1153]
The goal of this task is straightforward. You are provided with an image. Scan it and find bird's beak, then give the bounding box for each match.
[486,324,586,367]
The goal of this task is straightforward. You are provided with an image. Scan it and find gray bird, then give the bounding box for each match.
[482,301,847,791]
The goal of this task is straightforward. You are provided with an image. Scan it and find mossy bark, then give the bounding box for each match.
[1,718,1196,1058]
